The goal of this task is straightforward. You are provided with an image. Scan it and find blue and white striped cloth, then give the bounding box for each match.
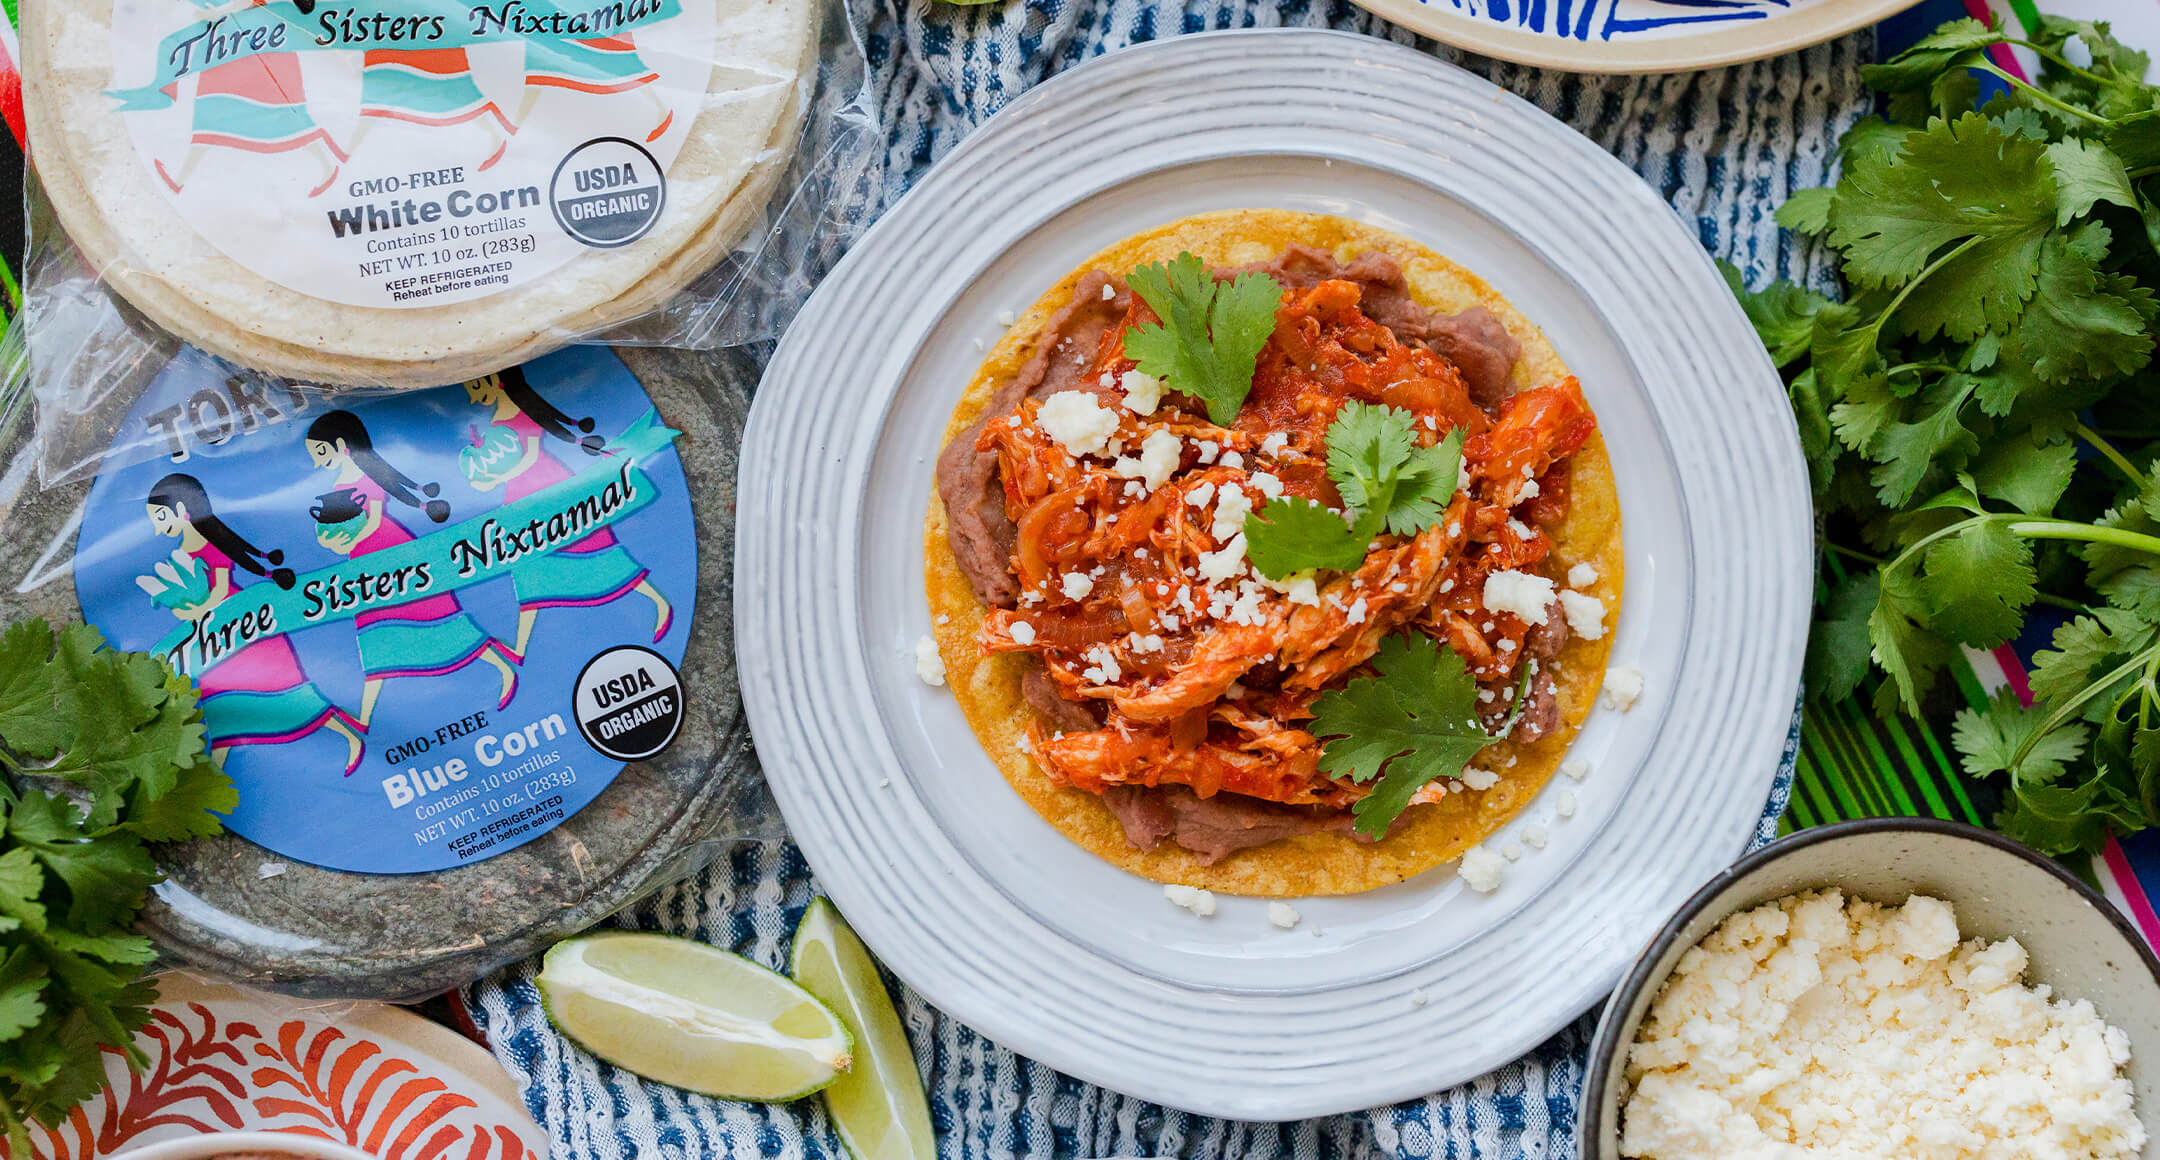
[465,1,1866,1153]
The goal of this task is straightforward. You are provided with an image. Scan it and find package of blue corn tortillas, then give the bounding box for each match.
[0,339,777,999]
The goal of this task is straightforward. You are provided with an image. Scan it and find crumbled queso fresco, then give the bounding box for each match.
[1458,845,1506,893]
[914,635,946,686]
[1622,890,2144,1160]
[1163,884,1217,917]
[1601,664,1645,712]
[1036,390,1120,457]
[1481,569,1556,624]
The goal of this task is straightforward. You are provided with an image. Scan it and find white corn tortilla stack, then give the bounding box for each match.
[23,0,817,389]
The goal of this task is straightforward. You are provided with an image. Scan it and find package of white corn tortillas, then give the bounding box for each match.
[18,0,874,481]
[0,335,781,999]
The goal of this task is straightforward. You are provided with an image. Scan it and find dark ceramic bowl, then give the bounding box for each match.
[1579,818,2160,1159]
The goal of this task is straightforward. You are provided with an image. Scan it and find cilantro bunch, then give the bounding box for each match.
[0,620,232,1148]
[1729,14,2160,855]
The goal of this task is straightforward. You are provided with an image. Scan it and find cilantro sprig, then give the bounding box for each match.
[1245,498,1368,578]
[1311,632,1497,837]
[1244,402,1465,580]
[1122,253,1282,425]
[1727,12,2160,855]
[0,620,232,1149]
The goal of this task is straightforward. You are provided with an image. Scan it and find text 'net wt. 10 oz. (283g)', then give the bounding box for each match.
[0,342,775,998]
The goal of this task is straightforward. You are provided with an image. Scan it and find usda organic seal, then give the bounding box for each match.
[576,644,684,761]
[552,138,667,249]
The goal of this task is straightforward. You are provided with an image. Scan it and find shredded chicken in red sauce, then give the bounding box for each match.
[976,276,1596,812]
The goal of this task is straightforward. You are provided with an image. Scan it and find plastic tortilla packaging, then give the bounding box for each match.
[17,0,875,477]
[0,340,776,999]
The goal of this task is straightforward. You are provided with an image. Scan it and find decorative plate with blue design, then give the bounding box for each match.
[1355,0,1918,72]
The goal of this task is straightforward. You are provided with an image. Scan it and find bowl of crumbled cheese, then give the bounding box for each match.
[1581,817,2160,1160]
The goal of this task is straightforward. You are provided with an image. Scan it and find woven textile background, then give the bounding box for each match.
[467,3,1868,1156]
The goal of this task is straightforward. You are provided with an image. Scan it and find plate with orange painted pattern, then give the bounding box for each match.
[17,975,545,1160]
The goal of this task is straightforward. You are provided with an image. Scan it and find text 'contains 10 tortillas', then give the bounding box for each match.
[24,0,817,389]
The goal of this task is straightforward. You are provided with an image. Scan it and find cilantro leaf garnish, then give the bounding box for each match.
[1970,434,2076,518]
[119,767,239,843]
[1326,399,1418,516]
[1311,632,1494,838]
[0,623,214,830]
[5,792,158,933]
[2002,224,2158,388]
[2045,138,2138,226]
[1773,188,1835,238]
[2026,606,2155,716]
[1243,403,1466,580]
[1122,253,1282,426]
[0,619,229,1148]
[1245,499,1368,578]
[1327,402,1466,538]
[0,946,45,1041]
[2028,16,2156,122]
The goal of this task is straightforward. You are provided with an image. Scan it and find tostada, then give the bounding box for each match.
[925,210,1622,896]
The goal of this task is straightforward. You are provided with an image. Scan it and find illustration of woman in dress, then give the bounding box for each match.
[350,48,516,170]
[141,473,366,775]
[515,29,671,142]
[462,369,672,660]
[304,410,521,727]
[157,0,347,197]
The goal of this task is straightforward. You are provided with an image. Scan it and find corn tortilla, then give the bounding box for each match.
[924,210,1623,897]
[21,0,817,389]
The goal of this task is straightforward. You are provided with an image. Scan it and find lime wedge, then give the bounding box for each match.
[538,931,852,1100]
[790,898,938,1160]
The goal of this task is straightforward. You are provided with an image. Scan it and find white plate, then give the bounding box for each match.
[1353,0,1917,73]
[737,29,1808,1120]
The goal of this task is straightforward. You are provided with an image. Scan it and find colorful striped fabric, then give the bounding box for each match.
[1783,692,1987,835]
[1780,550,1997,839]
[0,0,20,309]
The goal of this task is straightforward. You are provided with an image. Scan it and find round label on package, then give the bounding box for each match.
[73,346,697,874]
[573,645,682,759]
[102,0,716,309]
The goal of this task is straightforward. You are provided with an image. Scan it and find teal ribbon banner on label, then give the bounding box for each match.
[155,410,679,675]
[108,0,685,111]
